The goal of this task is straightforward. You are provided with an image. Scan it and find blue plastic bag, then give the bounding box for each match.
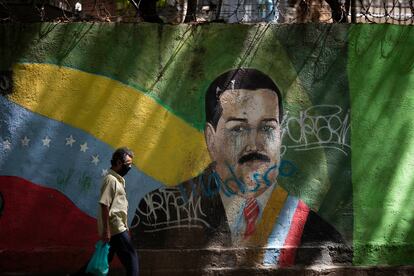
[86,241,111,276]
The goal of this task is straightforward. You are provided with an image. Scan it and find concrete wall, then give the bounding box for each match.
[0,23,413,274]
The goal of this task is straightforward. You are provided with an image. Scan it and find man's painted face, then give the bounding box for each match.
[206,89,281,198]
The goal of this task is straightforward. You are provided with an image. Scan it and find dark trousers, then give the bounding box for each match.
[73,231,139,276]
[108,231,139,276]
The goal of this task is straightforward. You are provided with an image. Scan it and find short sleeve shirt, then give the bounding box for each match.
[97,169,129,236]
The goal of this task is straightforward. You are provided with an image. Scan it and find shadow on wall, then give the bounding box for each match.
[350,24,414,266]
[1,23,413,275]
[0,70,12,96]
[1,23,350,274]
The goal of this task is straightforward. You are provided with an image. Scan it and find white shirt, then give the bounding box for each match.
[219,184,276,245]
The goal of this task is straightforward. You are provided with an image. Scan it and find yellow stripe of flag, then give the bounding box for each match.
[247,186,288,245]
[9,63,211,186]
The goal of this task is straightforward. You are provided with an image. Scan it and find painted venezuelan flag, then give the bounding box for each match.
[0,63,211,272]
[9,63,211,186]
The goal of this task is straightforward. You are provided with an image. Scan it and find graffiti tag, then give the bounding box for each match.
[55,168,75,189]
[282,105,350,155]
[183,160,297,199]
[131,187,210,232]
[79,172,92,191]
[132,160,297,231]
[55,168,93,191]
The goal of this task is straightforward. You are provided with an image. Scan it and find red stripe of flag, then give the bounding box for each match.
[278,200,310,267]
[0,176,99,273]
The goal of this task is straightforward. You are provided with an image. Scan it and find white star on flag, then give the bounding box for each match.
[3,140,11,150]
[42,136,51,147]
[80,142,89,152]
[65,135,76,147]
[21,136,30,147]
[91,155,100,165]
[101,169,108,176]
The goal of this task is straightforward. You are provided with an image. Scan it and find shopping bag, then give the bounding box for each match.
[85,240,111,276]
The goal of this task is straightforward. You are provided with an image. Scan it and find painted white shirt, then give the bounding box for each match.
[219,184,276,245]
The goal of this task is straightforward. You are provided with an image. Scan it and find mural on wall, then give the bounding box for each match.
[0,23,413,274]
[131,68,351,266]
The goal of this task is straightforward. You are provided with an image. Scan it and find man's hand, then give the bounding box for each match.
[101,228,111,243]
[100,203,111,243]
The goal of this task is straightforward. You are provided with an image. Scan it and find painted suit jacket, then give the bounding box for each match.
[131,166,352,267]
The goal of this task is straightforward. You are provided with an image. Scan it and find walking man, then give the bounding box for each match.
[74,147,139,276]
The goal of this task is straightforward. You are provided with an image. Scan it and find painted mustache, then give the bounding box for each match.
[238,152,270,164]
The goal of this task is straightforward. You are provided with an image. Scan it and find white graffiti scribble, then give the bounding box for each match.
[281,105,350,156]
[131,187,211,232]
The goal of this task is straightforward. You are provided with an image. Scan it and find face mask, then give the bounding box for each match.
[119,164,131,177]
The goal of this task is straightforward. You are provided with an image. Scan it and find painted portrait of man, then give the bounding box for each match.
[131,68,351,266]
[202,68,284,245]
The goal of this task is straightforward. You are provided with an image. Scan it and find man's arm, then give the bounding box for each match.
[100,203,111,243]
[99,177,117,243]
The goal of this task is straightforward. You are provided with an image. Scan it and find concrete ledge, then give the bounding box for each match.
[2,247,414,275]
[4,265,414,275]
[137,266,414,276]
[2,265,414,275]
[0,248,122,275]
[137,245,352,271]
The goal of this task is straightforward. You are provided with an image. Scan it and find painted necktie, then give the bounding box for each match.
[243,197,260,238]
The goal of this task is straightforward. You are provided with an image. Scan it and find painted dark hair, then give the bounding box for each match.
[205,68,283,129]
[111,147,134,166]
